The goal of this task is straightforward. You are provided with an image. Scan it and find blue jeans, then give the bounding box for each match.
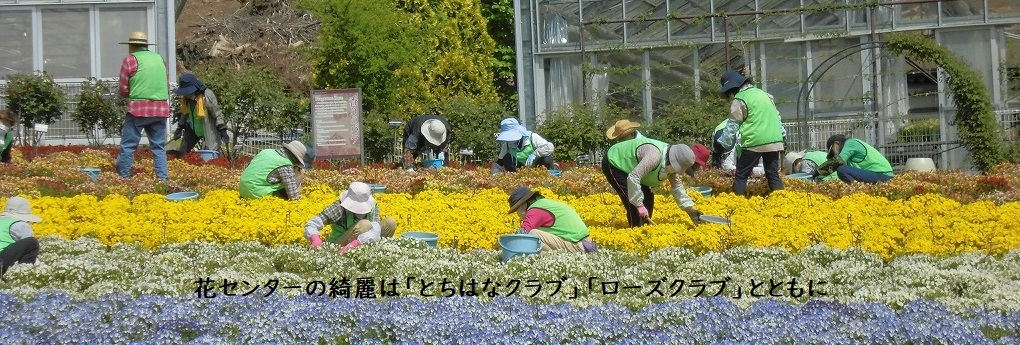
[117,114,168,180]
[835,165,892,184]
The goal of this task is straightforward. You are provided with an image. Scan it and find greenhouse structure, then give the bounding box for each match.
[513,0,1020,170]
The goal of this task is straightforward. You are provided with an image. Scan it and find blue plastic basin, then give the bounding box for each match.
[165,192,199,202]
[498,234,542,262]
[548,169,562,177]
[368,184,387,194]
[196,150,219,162]
[79,168,100,182]
[787,172,814,180]
[692,186,712,198]
[424,159,443,169]
[402,231,439,247]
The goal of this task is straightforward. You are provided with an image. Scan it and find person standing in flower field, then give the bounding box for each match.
[602,120,708,227]
[402,113,451,172]
[785,150,839,182]
[507,186,597,253]
[715,69,785,196]
[0,110,19,164]
[171,73,230,158]
[239,140,312,200]
[493,118,556,173]
[304,182,397,253]
[0,197,41,276]
[818,134,894,184]
[116,31,171,180]
[712,119,765,177]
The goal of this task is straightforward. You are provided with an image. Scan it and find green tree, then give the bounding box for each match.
[4,72,66,145]
[480,0,517,112]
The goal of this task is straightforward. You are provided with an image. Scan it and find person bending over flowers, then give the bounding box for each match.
[304,182,397,252]
[507,186,596,253]
[0,197,42,276]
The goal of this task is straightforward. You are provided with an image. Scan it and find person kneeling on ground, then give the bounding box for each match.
[818,134,893,184]
[304,182,397,253]
[507,187,596,253]
[239,140,312,200]
[784,150,838,182]
[0,197,42,277]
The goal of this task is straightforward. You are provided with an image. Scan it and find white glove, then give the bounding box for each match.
[406,167,415,173]
[437,152,446,161]
[525,153,537,167]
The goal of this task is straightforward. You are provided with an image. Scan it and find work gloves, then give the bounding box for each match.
[172,125,184,141]
[817,157,845,176]
[216,124,230,144]
[525,153,537,167]
[683,207,704,223]
[636,205,649,219]
[309,234,323,249]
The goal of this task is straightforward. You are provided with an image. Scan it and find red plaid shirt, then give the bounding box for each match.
[118,52,170,118]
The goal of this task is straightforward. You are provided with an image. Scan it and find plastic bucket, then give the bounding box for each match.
[402,231,439,247]
[79,168,100,182]
[692,186,712,198]
[368,184,387,194]
[787,172,813,180]
[165,192,199,202]
[548,169,562,177]
[196,150,220,162]
[424,159,443,169]
[498,234,542,262]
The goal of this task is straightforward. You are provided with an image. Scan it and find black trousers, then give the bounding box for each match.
[1,142,11,163]
[498,155,555,172]
[174,126,204,159]
[733,150,784,195]
[1,237,39,276]
[601,155,654,227]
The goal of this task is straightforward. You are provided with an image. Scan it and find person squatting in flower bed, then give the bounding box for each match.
[492,118,557,174]
[194,276,829,299]
[304,182,397,253]
[239,140,314,200]
[507,186,596,253]
[602,119,709,227]
[402,113,451,172]
[0,197,42,276]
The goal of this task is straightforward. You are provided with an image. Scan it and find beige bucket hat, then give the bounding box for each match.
[339,182,376,215]
[1,196,42,223]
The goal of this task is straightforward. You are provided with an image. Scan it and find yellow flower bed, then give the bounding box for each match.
[14,187,1020,258]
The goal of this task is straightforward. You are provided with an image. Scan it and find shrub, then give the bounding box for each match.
[4,71,66,145]
[72,78,126,147]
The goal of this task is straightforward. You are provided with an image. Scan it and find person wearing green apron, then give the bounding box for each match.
[785,150,839,182]
[0,110,18,164]
[494,118,556,173]
[716,70,786,196]
[602,134,706,227]
[0,197,42,276]
[304,182,397,252]
[172,73,229,158]
[819,134,894,184]
[239,140,311,200]
[507,187,596,253]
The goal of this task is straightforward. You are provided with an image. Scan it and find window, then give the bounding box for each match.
[99,8,148,78]
[810,38,865,114]
[762,42,806,120]
[42,9,91,78]
[0,11,33,78]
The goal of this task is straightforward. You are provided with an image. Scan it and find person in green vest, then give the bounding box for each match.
[602,131,706,227]
[712,119,765,177]
[605,119,642,142]
[0,110,18,164]
[239,140,312,200]
[818,134,894,184]
[507,186,596,253]
[304,182,397,252]
[784,150,839,182]
[0,197,42,276]
[716,69,785,195]
[171,73,230,158]
[116,31,171,180]
[494,118,556,173]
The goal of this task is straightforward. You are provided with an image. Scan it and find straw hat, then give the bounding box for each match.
[340,182,376,215]
[1,196,42,223]
[281,140,308,168]
[421,119,447,146]
[119,31,155,45]
[507,187,540,214]
[606,119,641,140]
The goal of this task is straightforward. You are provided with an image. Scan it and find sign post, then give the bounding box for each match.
[310,89,364,165]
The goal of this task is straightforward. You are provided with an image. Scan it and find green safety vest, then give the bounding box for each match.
[239,149,293,199]
[607,136,669,187]
[327,209,375,244]
[734,88,783,148]
[513,136,536,162]
[802,150,838,181]
[0,218,18,253]
[529,199,589,243]
[128,50,169,101]
[2,132,12,151]
[843,138,894,177]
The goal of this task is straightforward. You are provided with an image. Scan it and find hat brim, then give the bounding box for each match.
[421,120,446,146]
[119,41,155,45]
[496,130,523,142]
[606,125,639,140]
[506,190,538,214]
[282,143,307,167]
[1,212,41,223]
[175,85,199,96]
[339,191,374,215]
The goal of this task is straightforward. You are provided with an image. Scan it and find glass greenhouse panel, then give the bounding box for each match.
[42,9,91,79]
[588,51,646,111]
[539,3,581,51]
[761,41,807,120]
[650,47,697,106]
[758,0,802,37]
[582,0,624,47]
[667,0,712,41]
[0,11,33,78]
[810,37,866,115]
[624,0,668,44]
[942,0,984,23]
[99,8,148,78]
[988,0,1020,19]
[802,0,846,30]
[895,2,937,27]
[714,0,756,40]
